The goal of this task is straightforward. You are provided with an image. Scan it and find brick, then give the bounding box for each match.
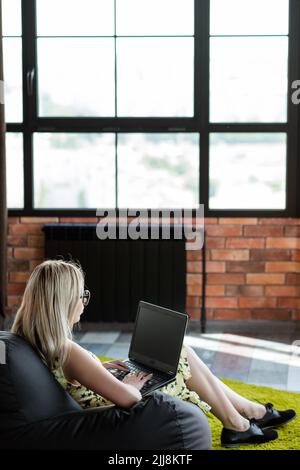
[9,272,31,283]
[291,250,300,261]
[60,217,98,223]
[14,248,44,260]
[8,217,20,224]
[9,224,44,235]
[285,226,300,236]
[265,286,300,297]
[7,247,13,258]
[28,236,45,248]
[277,298,300,309]
[30,260,42,271]
[259,218,300,225]
[226,261,265,273]
[204,218,219,225]
[251,309,292,320]
[207,273,245,285]
[205,238,225,249]
[204,308,214,320]
[211,249,249,261]
[7,296,23,307]
[187,285,202,296]
[206,225,242,237]
[219,218,258,225]
[250,249,291,261]
[246,273,285,285]
[226,285,264,297]
[226,237,264,249]
[7,259,30,271]
[206,297,238,308]
[214,309,252,320]
[206,285,225,296]
[7,235,27,247]
[225,285,239,296]
[186,296,202,308]
[187,261,202,273]
[239,297,277,308]
[292,310,300,320]
[21,217,59,223]
[265,262,300,273]
[206,261,226,273]
[286,273,300,285]
[186,274,202,285]
[186,308,201,320]
[244,226,283,237]
[186,250,202,261]
[266,237,300,249]
[7,283,26,295]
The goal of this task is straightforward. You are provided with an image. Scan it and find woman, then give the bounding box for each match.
[11,260,296,448]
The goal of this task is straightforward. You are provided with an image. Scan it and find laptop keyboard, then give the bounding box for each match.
[109,360,168,393]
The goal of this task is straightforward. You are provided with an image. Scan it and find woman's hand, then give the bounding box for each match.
[102,360,129,371]
[122,371,153,391]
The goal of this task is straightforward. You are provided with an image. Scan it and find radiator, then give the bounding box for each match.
[43,224,187,323]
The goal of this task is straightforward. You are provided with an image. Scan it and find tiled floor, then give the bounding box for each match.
[74,320,300,393]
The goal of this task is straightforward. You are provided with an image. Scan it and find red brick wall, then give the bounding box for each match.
[6,216,300,321]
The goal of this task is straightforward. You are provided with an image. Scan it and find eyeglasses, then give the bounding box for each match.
[80,290,91,306]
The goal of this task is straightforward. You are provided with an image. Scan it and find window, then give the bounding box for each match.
[2,0,23,122]
[3,0,24,209]
[210,37,288,123]
[117,133,199,208]
[209,133,287,209]
[34,133,116,208]
[4,0,299,216]
[36,0,194,118]
[209,0,290,212]
[6,133,24,208]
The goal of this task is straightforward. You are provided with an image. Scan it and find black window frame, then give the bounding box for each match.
[6,0,300,218]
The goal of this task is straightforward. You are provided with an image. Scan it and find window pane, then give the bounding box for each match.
[209,134,286,209]
[117,38,193,117]
[36,0,114,36]
[210,37,288,122]
[6,133,24,208]
[116,0,194,36]
[37,39,115,116]
[34,134,115,208]
[210,0,289,35]
[118,133,199,208]
[2,0,21,36]
[3,38,23,122]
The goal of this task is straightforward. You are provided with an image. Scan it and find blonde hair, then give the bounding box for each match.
[11,259,85,370]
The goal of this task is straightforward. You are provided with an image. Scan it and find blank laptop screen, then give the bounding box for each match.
[129,302,188,374]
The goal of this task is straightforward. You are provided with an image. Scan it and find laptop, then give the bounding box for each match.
[108,300,188,396]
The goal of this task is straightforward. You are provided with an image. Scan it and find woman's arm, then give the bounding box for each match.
[63,340,142,408]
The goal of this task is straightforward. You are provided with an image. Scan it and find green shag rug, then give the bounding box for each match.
[98,356,300,450]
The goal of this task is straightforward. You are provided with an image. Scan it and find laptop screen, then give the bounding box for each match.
[129,301,188,374]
